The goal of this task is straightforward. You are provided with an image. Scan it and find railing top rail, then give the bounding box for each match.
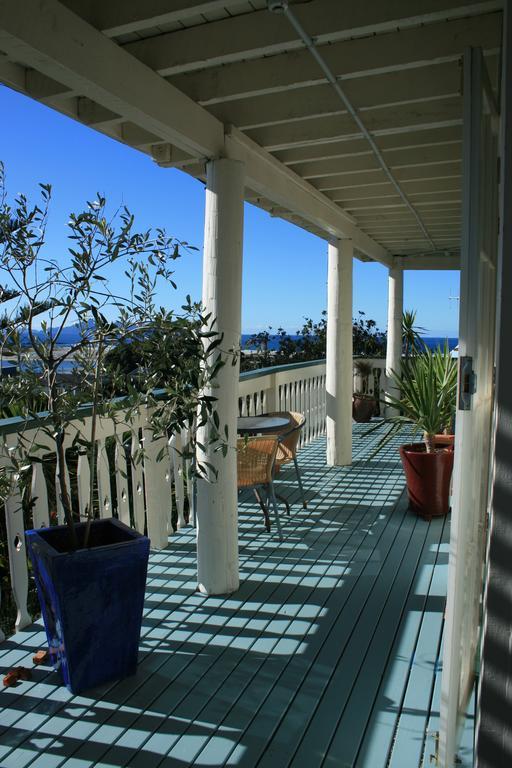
[0,357,386,436]
[0,388,170,438]
[239,359,326,382]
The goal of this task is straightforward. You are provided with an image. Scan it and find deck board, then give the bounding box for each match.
[0,426,461,768]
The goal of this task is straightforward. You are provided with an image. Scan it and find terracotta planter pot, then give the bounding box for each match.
[423,432,455,449]
[352,395,376,423]
[399,443,454,520]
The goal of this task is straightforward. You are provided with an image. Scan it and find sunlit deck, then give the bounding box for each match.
[0,426,471,768]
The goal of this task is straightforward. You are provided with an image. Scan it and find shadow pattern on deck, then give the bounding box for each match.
[0,424,455,768]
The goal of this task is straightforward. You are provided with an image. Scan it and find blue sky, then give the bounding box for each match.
[0,86,459,337]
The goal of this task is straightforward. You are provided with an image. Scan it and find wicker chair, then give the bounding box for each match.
[237,436,283,539]
[266,411,307,509]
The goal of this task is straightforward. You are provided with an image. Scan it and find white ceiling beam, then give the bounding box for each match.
[314,161,462,191]
[0,0,225,158]
[62,1,247,37]
[225,126,394,267]
[325,179,461,200]
[76,97,122,126]
[170,16,500,104]
[336,192,461,209]
[357,216,462,227]
[394,254,460,269]
[297,142,462,179]
[328,177,462,196]
[346,200,461,212]
[363,221,461,232]
[150,143,198,169]
[207,62,463,130]
[247,98,463,152]
[0,57,81,103]
[124,0,501,76]
[275,125,464,164]
[0,56,24,89]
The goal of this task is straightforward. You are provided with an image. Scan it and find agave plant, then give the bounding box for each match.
[370,343,457,453]
[402,309,426,362]
[353,358,374,396]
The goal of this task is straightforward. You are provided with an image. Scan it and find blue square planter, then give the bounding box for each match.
[26,518,150,694]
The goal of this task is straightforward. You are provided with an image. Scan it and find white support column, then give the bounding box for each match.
[385,266,403,414]
[196,158,245,595]
[326,238,353,466]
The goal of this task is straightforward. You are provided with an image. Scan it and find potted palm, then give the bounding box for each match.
[352,359,377,422]
[0,166,221,692]
[373,344,457,519]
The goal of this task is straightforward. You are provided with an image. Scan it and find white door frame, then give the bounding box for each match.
[439,46,499,767]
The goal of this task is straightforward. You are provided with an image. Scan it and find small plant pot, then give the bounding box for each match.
[430,433,455,449]
[26,518,150,694]
[352,395,376,423]
[399,443,454,520]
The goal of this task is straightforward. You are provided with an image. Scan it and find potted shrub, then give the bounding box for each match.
[352,359,377,423]
[372,344,457,520]
[0,167,221,692]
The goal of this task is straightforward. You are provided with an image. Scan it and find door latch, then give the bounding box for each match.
[459,355,477,410]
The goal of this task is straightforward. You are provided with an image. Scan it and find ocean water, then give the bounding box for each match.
[241,334,458,353]
[20,327,458,354]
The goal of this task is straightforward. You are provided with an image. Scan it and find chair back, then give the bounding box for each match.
[237,436,278,489]
[267,411,306,463]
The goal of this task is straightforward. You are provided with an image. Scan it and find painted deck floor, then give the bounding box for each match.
[0,425,472,768]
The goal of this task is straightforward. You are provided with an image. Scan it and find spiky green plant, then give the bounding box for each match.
[402,309,426,362]
[369,343,457,453]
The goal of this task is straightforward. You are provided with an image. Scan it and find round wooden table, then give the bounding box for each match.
[237,415,290,435]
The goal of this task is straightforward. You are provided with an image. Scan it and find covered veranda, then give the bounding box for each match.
[0,1,511,766]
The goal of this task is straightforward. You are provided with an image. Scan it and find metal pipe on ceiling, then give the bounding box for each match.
[267,0,437,251]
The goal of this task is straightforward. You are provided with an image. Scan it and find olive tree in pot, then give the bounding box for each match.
[371,344,457,520]
[0,167,222,693]
[352,359,377,423]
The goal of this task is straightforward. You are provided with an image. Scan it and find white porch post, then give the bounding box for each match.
[196,158,245,596]
[385,266,403,414]
[326,238,353,466]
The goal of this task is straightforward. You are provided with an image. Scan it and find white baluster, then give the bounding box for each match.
[312,377,319,441]
[143,428,170,550]
[76,451,91,520]
[170,432,186,530]
[31,461,50,529]
[131,428,145,534]
[182,426,195,525]
[55,438,72,525]
[303,379,310,445]
[302,379,308,445]
[97,440,112,519]
[322,374,327,434]
[5,485,31,631]
[114,436,130,527]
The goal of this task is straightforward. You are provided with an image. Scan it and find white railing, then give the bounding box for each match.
[1,357,386,638]
[239,360,327,444]
[239,357,386,444]
[0,405,190,639]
